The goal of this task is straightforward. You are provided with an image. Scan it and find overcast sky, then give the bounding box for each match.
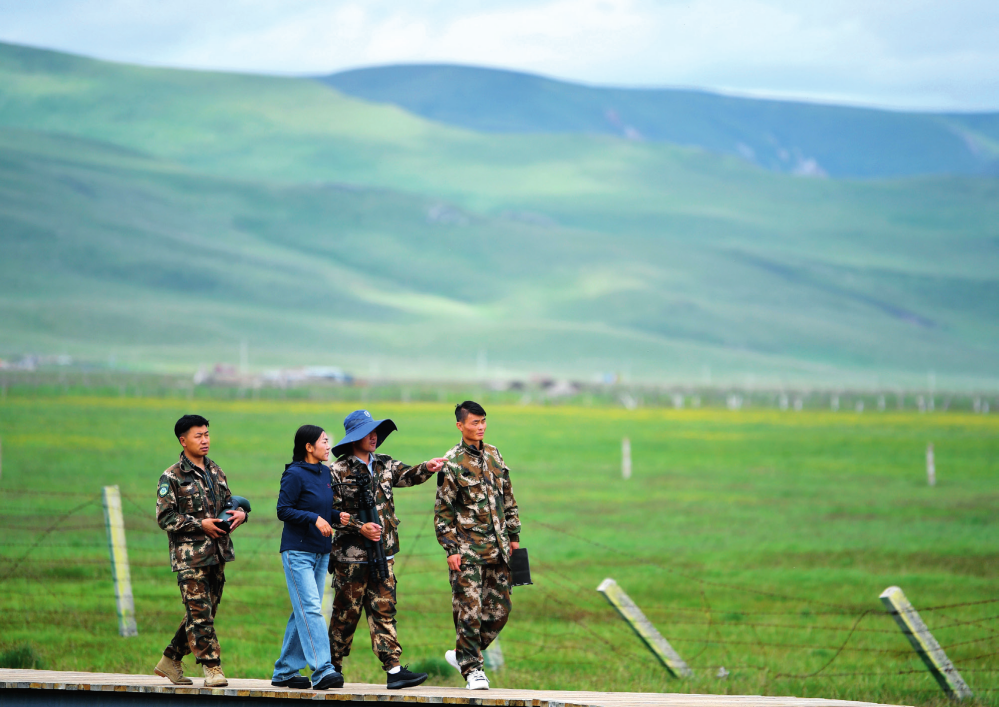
[1,0,997,111]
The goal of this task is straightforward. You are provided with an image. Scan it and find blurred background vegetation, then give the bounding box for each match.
[1,42,997,391]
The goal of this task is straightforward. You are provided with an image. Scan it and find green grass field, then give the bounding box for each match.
[1,395,996,705]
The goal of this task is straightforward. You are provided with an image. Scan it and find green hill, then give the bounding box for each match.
[0,42,997,388]
[321,64,999,179]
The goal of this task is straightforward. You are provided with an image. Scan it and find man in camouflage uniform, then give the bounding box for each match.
[327,409,446,689]
[154,414,246,688]
[435,401,521,690]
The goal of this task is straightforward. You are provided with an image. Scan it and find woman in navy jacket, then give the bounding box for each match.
[271,425,348,690]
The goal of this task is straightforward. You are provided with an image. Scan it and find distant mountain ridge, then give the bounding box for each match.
[320,64,999,179]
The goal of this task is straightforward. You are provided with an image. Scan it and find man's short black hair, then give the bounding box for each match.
[175,414,209,439]
[455,401,486,422]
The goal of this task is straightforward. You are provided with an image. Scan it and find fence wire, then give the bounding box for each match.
[0,488,995,706]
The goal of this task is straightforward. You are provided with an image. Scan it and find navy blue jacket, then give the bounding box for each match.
[277,460,338,555]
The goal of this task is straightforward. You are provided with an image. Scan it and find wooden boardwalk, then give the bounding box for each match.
[0,669,908,707]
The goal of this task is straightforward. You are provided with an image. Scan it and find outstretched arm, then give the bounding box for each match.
[389,458,447,487]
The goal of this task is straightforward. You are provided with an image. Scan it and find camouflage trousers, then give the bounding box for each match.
[449,562,511,677]
[163,563,225,667]
[328,560,401,670]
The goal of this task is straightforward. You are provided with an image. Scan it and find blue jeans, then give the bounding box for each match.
[272,551,338,685]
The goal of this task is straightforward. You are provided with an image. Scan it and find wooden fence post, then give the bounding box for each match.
[597,578,691,678]
[880,586,972,699]
[101,485,138,637]
[926,444,936,486]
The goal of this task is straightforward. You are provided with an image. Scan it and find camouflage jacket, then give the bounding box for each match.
[156,453,236,571]
[329,453,436,563]
[435,440,521,566]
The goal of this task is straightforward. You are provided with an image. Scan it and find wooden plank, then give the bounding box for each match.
[596,578,692,678]
[879,586,972,699]
[0,668,911,707]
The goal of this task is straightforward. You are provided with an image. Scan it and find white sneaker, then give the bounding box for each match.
[444,650,461,673]
[465,669,489,690]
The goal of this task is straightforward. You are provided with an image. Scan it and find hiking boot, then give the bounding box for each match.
[387,665,428,690]
[203,664,228,687]
[154,655,192,685]
[465,668,489,690]
[444,650,461,673]
[271,675,311,689]
[312,670,344,690]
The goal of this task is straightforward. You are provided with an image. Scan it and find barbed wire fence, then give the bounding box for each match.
[1,487,996,705]
[522,520,997,700]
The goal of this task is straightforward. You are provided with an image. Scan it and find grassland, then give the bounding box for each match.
[1,42,999,387]
[0,395,996,705]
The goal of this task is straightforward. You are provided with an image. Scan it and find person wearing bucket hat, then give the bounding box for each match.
[435,401,521,690]
[327,410,446,690]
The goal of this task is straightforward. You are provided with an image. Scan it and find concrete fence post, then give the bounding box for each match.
[484,638,505,670]
[880,586,972,699]
[597,578,691,678]
[322,580,335,627]
[101,485,138,637]
[621,438,632,480]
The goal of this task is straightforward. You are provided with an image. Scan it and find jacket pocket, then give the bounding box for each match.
[176,483,204,514]
[457,474,486,504]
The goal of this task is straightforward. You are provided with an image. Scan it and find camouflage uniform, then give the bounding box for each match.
[156,452,238,667]
[435,440,520,676]
[327,454,435,670]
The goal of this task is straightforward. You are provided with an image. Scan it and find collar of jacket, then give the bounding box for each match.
[347,453,385,471]
[285,460,326,474]
[460,439,483,457]
[179,452,214,475]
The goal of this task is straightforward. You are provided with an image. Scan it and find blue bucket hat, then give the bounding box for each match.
[332,409,397,458]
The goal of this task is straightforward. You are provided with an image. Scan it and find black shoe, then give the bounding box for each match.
[271,675,311,689]
[387,665,428,690]
[312,671,344,690]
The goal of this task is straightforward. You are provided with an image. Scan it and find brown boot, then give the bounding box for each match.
[203,664,228,687]
[154,655,193,685]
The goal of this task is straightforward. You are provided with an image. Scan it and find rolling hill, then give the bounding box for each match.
[1,42,997,388]
[321,64,999,179]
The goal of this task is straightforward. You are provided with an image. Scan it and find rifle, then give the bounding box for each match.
[332,476,390,581]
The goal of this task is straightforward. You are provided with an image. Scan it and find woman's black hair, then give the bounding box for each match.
[292,424,325,462]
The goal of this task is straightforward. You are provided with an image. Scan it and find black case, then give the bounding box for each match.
[510,547,533,586]
[215,495,252,533]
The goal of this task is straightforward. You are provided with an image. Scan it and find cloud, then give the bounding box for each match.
[0,0,997,110]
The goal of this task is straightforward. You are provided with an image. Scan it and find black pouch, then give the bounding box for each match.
[510,547,533,586]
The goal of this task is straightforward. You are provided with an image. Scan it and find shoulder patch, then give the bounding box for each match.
[437,471,444,487]
[158,483,170,498]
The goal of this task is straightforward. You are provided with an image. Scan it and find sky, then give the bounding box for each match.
[1,0,997,111]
